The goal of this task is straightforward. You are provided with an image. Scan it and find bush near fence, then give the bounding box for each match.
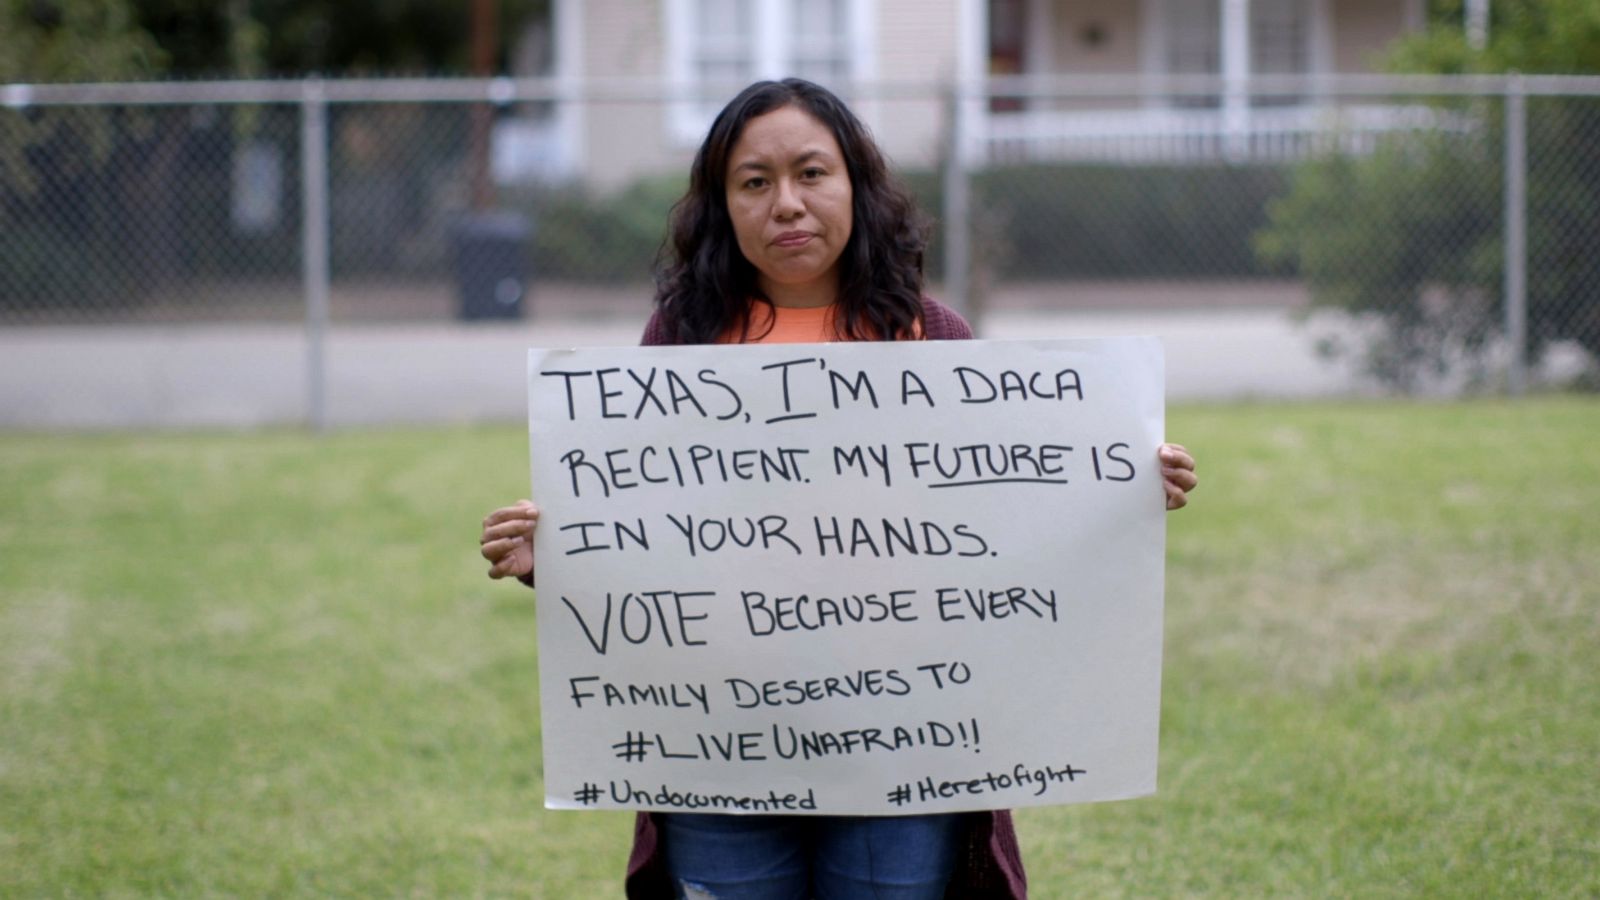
[509,175,685,284]
[972,163,1295,281]
[1259,94,1600,388]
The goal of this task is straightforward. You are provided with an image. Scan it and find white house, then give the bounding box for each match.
[509,0,1430,187]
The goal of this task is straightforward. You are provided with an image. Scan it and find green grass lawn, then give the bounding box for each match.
[2,399,1596,897]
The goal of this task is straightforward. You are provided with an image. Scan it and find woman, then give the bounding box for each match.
[481,78,1198,900]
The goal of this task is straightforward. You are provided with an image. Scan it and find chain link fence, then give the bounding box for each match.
[2,75,1597,425]
[956,76,1600,394]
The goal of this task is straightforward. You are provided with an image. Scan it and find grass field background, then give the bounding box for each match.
[2,399,1596,896]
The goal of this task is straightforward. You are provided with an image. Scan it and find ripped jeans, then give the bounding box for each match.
[659,812,964,900]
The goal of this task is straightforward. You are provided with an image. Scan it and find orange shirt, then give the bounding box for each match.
[719,300,838,344]
[719,300,922,344]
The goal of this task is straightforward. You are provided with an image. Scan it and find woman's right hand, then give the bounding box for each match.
[480,500,538,581]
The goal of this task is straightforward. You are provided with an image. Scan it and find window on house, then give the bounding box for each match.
[691,0,754,86]
[1252,0,1309,105]
[1166,1,1221,108]
[1159,0,1312,108]
[669,0,865,143]
[790,0,851,85]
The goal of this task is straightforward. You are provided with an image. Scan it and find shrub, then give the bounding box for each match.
[508,175,686,283]
[972,163,1294,280]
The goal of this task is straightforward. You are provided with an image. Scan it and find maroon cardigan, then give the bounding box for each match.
[622,296,1029,899]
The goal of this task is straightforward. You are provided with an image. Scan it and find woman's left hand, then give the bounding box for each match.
[1159,443,1198,511]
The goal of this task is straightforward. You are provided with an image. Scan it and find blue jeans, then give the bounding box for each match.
[659,812,964,900]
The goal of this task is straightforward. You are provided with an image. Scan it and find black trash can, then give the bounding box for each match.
[451,212,532,320]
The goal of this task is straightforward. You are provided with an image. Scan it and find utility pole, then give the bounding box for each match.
[470,0,498,210]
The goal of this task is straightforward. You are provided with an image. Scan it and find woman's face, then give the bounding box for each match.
[723,105,854,307]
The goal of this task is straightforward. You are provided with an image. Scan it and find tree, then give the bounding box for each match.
[1257,0,1600,389]
[128,0,549,78]
[0,0,164,83]
[1,1,174,311]
[3,0,550,82]
[1,0,164,196]
[1,0,550,316]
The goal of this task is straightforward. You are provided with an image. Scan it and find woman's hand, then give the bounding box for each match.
[480,500,539,581]
[1159,443,1198,511]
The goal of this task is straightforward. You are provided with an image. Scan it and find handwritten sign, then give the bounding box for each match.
[527,337,1166,815]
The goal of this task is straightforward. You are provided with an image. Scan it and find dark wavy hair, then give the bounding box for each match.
[653,78,930,343]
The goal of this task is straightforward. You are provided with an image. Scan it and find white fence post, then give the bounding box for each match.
[942,83,973,324]
[301,79,331,431]
[1504,73,1528,397]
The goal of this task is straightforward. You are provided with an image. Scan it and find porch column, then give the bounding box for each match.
[1221,0,1251,159]
[754,0,787,79]
[554,0,584,180]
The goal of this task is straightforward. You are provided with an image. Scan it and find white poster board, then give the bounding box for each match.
[527,337,1165,816]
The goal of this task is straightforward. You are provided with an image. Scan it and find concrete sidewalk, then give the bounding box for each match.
[0,307,1369,430]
